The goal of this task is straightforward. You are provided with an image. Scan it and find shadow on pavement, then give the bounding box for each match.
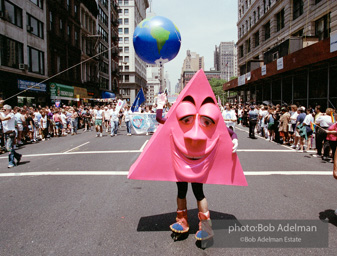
[319,209,337,227]
[137,209,238,233]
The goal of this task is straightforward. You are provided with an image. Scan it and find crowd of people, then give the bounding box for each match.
[221,102,337,163]
[1,99,337,167]
[0,101,171,167]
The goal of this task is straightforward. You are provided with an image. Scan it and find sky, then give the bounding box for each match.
[149,0,238,91]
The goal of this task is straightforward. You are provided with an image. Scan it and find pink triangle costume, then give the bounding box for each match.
[128,70,247,241]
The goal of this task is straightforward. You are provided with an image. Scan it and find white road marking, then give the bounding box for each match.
[0,171,332,177]
[140,140,149,151]
[63,142,90,153]
[0,150,142,159]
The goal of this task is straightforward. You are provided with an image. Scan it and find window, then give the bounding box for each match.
[98,26,108,42]
[67,25,70,38]
[254,31,259,47]
[253,11,256,24]
[28,46,44,75]
[264,21,270,40]
[118,0,122,5]
[125,75,129,82]
[49,12,53,31]
[124,28,129,34]
[60,19,63,34]
[119,47,123,52]
[27,14,44,39]
[315,14,330,41]
[118,9,122,14]
[276,9,284,32]
[2,0,23,27]
[118,18,122,25]
[99,7,108,26]
[75,31,78,45]
[118,28,123,34]
[249,17,251,29]
[125,66,129,71]
[30,0,43,9]
[125,56,129,62]
[67,0,70,11]
[257,7,260,19]
[246,38,251,53]
[239,45,244,58]
[125,0,129,5]
[124,18,129,25]
[315,0,322,4]
[0,35,23,68]
[124,37,129,43]
[124,47,129,53]
[75,5,77,15]
[118,37,123,42]
[124,9,129,15]
[293,0,304,20]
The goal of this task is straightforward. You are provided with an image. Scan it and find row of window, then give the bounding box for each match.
[98,6,108,27]
[0,35,44,75]
[239,13,330,58]
[118,18,129,25]
[118,9,129,15]
[0,0,44,39]
[118,0,129,6]
[50,12,79,46]
[118,28,129,34]
[119,37,130,44]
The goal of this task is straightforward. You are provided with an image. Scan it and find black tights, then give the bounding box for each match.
[177,182,205,201]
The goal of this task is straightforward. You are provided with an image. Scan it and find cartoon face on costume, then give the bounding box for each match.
[170,95,220,182]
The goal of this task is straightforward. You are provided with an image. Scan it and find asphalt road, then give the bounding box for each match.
[0,124,336,256]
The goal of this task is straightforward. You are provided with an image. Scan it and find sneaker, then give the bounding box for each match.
[329,159,334,163]
[96,134,99,137]
[312,154,321,158]
[100,133,103,137]
[115,134,117,136]
[146,132,149,135]
[110,134,113,137]
[42,138,46,141]
[8,164,15,168]
[291,145,296,149]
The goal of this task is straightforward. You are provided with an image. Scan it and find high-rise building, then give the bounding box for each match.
[0,0,48,106]
[214,41,238,81]
[118,0,149,105]
[96,0,119,99]
[224,0,337,108]
[179,50,204,90]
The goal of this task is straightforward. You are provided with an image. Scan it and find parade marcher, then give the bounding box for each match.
[128,70,246,242]
[94,106,103,137]
[124,105,132,136]
[0,105,22,168]
[110,105,119,137]
[103,106,111,133]
[222,103,237,131]
[248,105,258,139]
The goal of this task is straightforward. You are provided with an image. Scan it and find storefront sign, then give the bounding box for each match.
[261,65,267,76]
[238,74,246,86]
[277,57,284,70]
[50,83,75,100]
[74,86,88,99]
[18,79,47,92]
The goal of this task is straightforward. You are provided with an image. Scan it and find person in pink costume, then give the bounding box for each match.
[128,70,247,240]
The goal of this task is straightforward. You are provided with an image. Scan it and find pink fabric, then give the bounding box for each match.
[128,69,247,186]
[327,123,337,141]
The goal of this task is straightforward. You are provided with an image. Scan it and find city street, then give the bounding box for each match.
[0,125,336,256]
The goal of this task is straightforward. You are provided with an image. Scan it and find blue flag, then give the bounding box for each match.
[131,88,146,112]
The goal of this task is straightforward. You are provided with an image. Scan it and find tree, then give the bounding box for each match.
[209,78,227,105]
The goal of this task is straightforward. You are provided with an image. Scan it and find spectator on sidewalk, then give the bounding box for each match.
[248,105,258,138]
[0,105,22,168]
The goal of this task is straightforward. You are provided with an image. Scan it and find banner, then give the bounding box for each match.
[130,113,162,134]
[116,99,124,113]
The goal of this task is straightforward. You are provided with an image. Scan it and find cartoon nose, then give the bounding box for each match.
[184,116,207,146]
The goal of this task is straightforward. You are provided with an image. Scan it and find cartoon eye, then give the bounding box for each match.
[179,115,194,125]
[200,116,215,127]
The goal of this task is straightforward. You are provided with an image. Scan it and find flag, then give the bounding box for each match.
[331,112,335,123]
[131,88,146,112]
[310,122,316,133]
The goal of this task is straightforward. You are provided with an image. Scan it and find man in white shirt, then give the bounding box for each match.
[109,105,119,136]
[123,106,132,135]
[1,105,22,168]
[222,103,237,131]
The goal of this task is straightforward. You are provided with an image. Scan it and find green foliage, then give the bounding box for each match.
[209,78,227,104]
